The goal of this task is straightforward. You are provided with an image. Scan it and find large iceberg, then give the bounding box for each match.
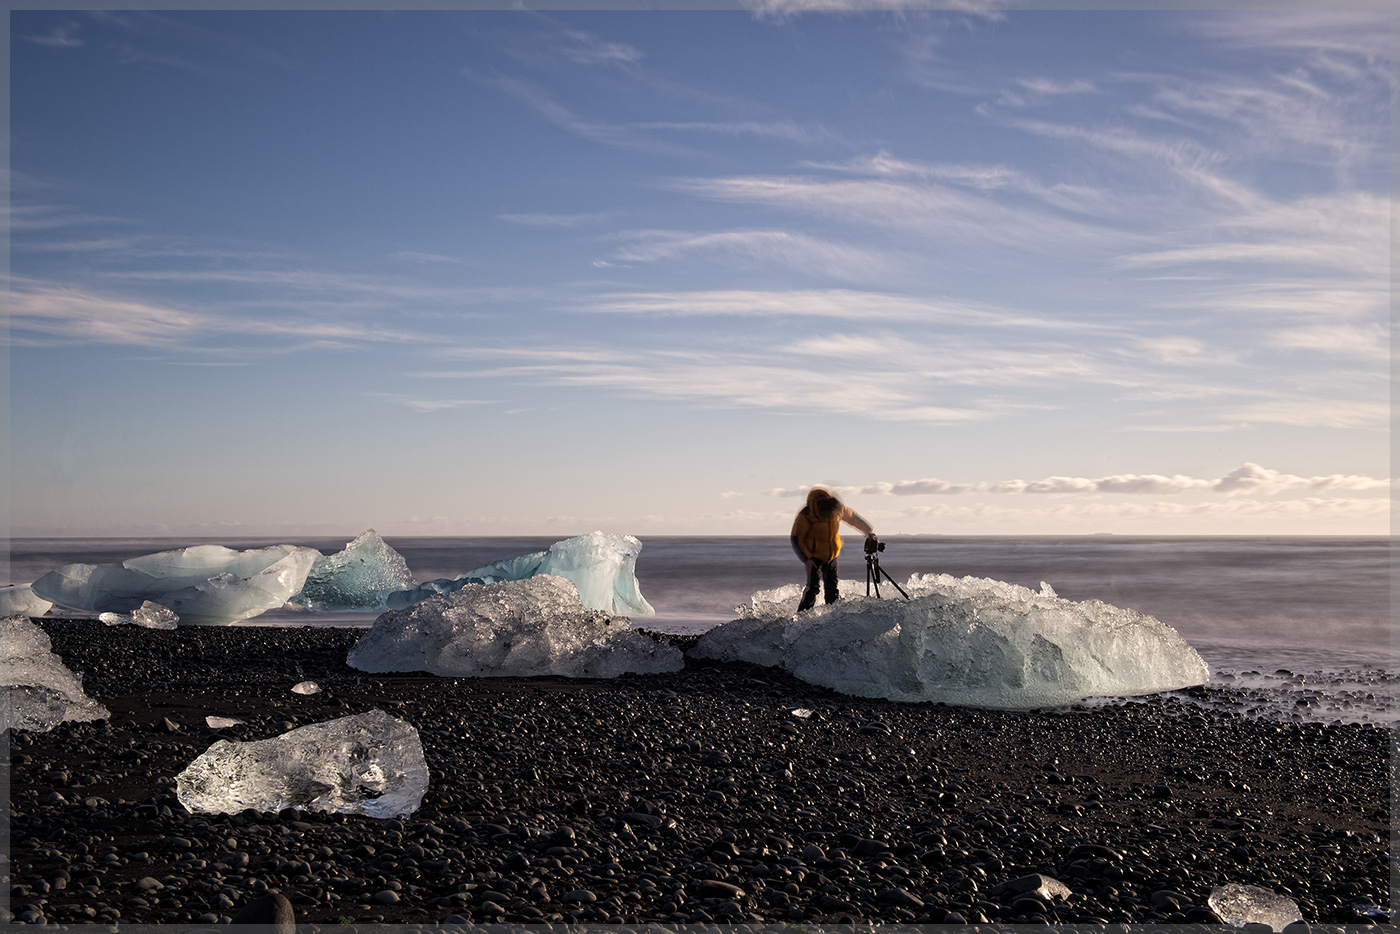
[692,573,1209,708]
[291,529,417,610]
[1,615,110,731]
[175,709,428,819]
[350,575,681,678]
[31,544,320,625]
[385,531,655,617]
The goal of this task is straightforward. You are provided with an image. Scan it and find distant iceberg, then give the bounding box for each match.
[31,544,320,626]
[385,531,655,617]
[350,575,681,679]
[2,615,110,731]
[693,573,1209,709]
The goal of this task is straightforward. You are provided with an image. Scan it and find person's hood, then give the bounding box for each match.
[806,487,833,509]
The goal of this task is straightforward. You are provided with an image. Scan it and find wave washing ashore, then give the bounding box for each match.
[2,534,1391,926]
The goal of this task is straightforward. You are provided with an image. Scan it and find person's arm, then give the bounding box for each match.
[791,513,810,561]
[841,506,875,538]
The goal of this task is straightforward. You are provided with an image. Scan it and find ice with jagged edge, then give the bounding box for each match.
[99,600,179,630]
[384,531,655,617]
[350,575,681,679]
[291,529,417,611]
[30,544,320,625]
[0,584,53,618]
[1,615,110,732]
[1208,884,1303,930]
[175,709,428,819]
[692,573,1209,709]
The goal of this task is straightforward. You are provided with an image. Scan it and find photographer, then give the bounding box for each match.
[790,487,877,612]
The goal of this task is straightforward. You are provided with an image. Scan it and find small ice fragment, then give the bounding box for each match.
[350,575,681,679]
[1039,581,1057,597]
[206,716,244,729]
[98,600,179,629]
[790,708,814,719]
[290,680,321,695]
[1208,883,1304,931]
[175,709,428,818]
[1,615,110,732]
[0,584,53,618]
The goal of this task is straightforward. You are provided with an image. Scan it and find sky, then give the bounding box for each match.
[6,4,1393,539]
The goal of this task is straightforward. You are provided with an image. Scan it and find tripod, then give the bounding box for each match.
[865,541,910,600]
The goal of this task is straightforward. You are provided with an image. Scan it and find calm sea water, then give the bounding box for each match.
[7,535,1394,724]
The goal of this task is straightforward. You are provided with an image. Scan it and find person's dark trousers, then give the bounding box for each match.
[797,559,839,612]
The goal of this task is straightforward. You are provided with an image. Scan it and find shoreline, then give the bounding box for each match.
[7,619,1391,926]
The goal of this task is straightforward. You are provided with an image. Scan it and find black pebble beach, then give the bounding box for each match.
[7,619,1391,927]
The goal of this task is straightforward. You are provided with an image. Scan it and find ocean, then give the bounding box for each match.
[8,535,1394,726]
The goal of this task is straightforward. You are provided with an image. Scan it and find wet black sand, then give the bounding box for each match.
[6,619,1392,926]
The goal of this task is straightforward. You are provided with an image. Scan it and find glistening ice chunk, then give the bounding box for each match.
[1,615,109,732]
[349,575,681,679]
[99,600,179,629]
[31,544,320,625]
[384,531,655,616]
[293,529,416,610]
[1208,884,1304,930]
[175,709,428,819]
[694,573,1209,709]
[0,585,53,618]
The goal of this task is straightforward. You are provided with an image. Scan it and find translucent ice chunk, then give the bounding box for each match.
[1208,883,1304,930]
[0,584,53,618]
[384,531,655,617]
[99,600,179,629]
[32,545,320,625]
[349,575,682,679]
[290,681,320,695]
[206,715,244,729]
[694,573,1209,708]
[175,709,428,819]
[292,529,417,610]
[1,615,110,732]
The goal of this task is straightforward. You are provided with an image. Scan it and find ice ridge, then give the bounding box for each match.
[384,531,655,617]
[350,575,681,679]
[694,573,1209,708]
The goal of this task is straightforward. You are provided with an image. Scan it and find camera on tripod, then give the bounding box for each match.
[863,536,908,599]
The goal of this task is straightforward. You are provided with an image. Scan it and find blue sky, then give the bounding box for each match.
[8,6,1391,538]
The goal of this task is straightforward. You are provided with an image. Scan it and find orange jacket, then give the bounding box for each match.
[790,488,871,563]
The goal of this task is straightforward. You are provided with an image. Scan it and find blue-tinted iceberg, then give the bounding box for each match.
[31,544,319,626]
[350,575,681,679]
[692,573,1209,709]
[2,615,110,731]
[292,529,416,610]
[385,531,655,617]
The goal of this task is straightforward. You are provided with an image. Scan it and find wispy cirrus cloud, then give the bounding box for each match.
[609,230,891,280]
[765,463,1390,498]
[580,287,1096,331]
[7,277,428,349]
[422,345,994,425]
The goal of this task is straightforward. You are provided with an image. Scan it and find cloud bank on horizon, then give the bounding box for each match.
[7,8,1390,537]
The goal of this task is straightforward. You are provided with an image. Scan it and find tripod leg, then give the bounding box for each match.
[879,565,910,600]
